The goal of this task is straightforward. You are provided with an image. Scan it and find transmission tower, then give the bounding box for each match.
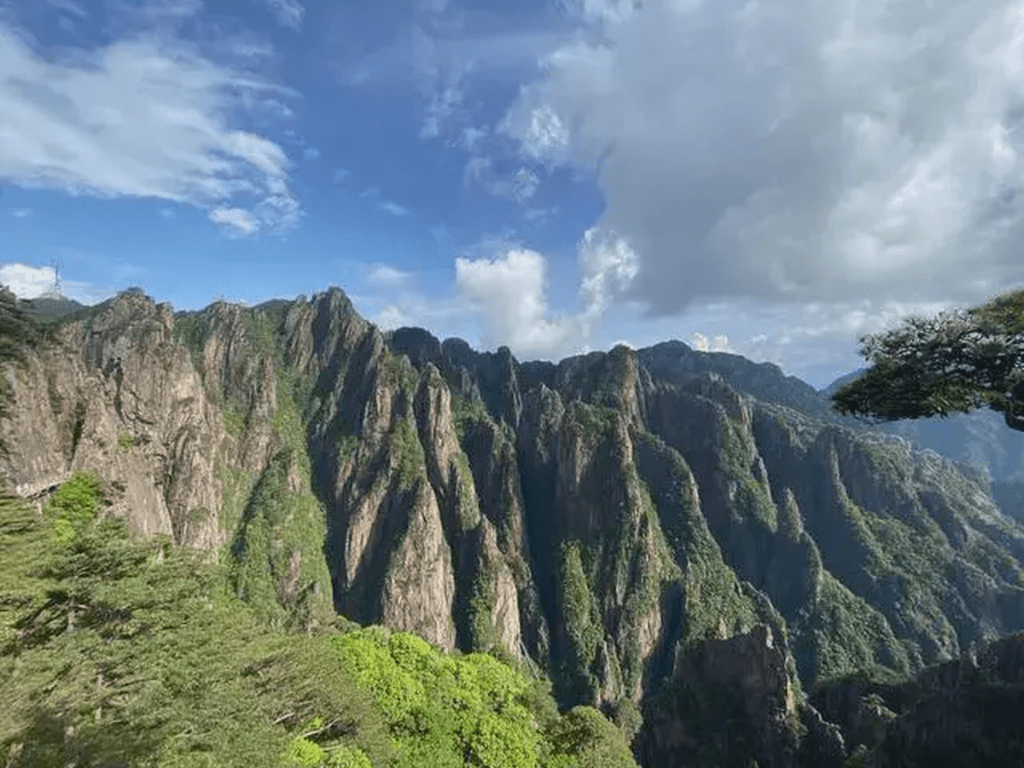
[41,258,64,300]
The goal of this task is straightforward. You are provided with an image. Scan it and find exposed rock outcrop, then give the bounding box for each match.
[638,624,844,768]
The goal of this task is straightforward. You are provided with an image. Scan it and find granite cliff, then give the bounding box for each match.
[4,285,1024,767]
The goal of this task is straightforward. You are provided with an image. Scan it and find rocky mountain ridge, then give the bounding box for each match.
[4,285,1024,767]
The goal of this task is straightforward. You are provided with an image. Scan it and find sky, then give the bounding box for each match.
[3,0,1024,391]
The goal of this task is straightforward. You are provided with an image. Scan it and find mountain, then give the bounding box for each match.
[3,285,1024,767]
[819,368,1024,523]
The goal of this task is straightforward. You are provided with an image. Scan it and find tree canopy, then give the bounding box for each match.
[829,289,1024,431]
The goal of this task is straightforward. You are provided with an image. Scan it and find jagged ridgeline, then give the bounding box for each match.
[3,285,1024,767]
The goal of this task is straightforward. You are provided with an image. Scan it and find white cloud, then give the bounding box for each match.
[10,208,30,218]
[453,226,638,357]
[0,263,56,297]
[209,206,258,236]
[464,158,541,204]
[367,263,411,287]
[303,146,320,160]
[498,0,1024,330]
[263,0,304,30]
[501,103,571,165]
[375,304,414,331]
[377,201,410,216]
[577,226,638,321]
[332,168,350,184]
[0,23,300,237]
[456,247,579,355]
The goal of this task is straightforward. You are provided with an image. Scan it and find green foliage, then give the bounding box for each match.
[467,570,497,650]
[222,403,246,438]
[0,491,386,767]
[390,412,427,491]
[791,572,909,684]
[117,431,135,453]
[611,697,643,744]
[632,432,760,648]
[558,541,603,703]
[44,471,104,544]
[173,311,211,377]
[327,626,637,768]
[452,450,480,530]
[570,401,619,440]
[451,394,492,444]
[829,289,1024,429]
[281,735,328,766]
[543,706,639,768]
[70,400,87,456]
[228,449,332,631]
[337,431,359,467]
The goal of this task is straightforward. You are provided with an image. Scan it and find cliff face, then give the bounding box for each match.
[811,631,1024,768]
[4,286,1024,767]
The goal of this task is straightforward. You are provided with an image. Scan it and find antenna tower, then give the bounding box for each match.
[42,258,64,300]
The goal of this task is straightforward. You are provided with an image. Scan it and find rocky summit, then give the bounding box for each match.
[4,285,1024,767]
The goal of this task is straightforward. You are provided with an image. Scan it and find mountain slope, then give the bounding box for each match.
[819,368,1024,522]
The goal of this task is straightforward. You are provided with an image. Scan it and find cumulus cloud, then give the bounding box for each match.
[0,23,300,237]
[454,226,638,357]
[499,0,1024,323]
[456,247,577,355]
[0,263,56,297]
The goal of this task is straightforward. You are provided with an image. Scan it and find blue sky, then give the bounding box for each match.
[3,0,1024,391]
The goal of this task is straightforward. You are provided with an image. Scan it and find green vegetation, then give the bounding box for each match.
[570,401,620,441]
[466,569,497,651]
[228,448,334,632]
[452,450,480,530]
[389,412,427,491]
[558,541,604,703]
[173,311,212,378]
[632,432,760,648]
[44,471,105,544]
[790,572,910,684]
[70,400,87,456]
[451,394,491,443]
[222,404,246,438]
[118,432,135,453]
[0,482,637,767]
[829,287,1024,430]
